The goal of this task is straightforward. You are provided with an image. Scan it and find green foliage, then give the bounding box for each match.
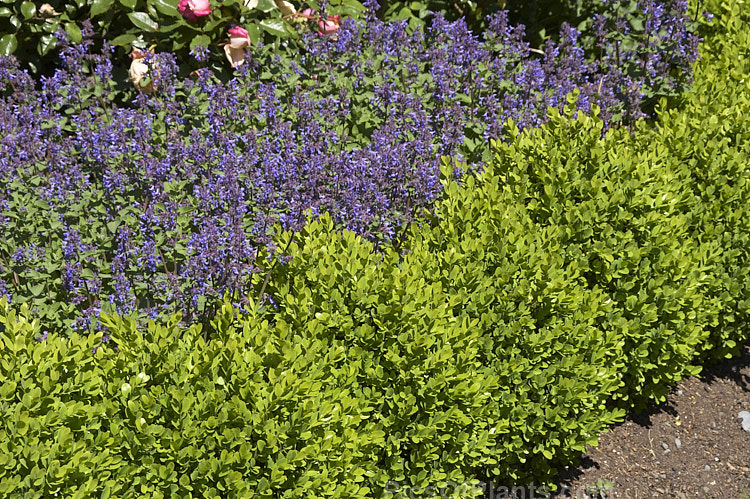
[0,210,627,492]
[380,0,592,39]
[657,0,750,362]
[0,299,121,497]
[0,225,504,495]
[402,155,629,484]
[0,295,382,496]
[262,219,503,491]
[406,0,750,416]
[0,0,363,76]
[472,101,714,411]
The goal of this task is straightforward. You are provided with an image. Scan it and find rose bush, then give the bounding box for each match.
[0,0,365,82]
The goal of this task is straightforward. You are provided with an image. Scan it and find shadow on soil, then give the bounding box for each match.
[478,343,750,498]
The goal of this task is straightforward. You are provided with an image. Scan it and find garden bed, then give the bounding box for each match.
[553,343,750,498]
[1,0,749,496]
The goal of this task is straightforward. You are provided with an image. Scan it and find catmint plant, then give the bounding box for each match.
[0,1,700,338]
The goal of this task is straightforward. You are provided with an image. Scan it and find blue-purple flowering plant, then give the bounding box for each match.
[0,0,700,338]
[381,0,701,118]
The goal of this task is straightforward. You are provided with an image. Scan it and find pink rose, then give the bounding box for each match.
[225,26,251,68]
[301,7,316,17]
[317,15,340,36]
[178,0,212,22]
[228,26,250,48]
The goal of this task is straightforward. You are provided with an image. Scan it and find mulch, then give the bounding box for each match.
[479,343,750,498]
[552,342,750,498]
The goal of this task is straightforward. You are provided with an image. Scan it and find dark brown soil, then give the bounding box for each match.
[551,343,750,499]
[479,343,750,499]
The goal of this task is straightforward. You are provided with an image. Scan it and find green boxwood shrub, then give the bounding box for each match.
[400,157,629,484]
[0,220,505,496]
[654,0,750,362]
[471,101,717,412]
[0,295,387,497]
[262,219,503,491]
[395,0,750,480]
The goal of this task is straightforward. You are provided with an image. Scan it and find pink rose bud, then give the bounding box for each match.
[301,7,315,17]
[178,0,212,22]
[225,26,251,68]
[228,26,250,49]
[317,15,340,36]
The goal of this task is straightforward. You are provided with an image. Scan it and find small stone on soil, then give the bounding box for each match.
[738,410,750,432]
